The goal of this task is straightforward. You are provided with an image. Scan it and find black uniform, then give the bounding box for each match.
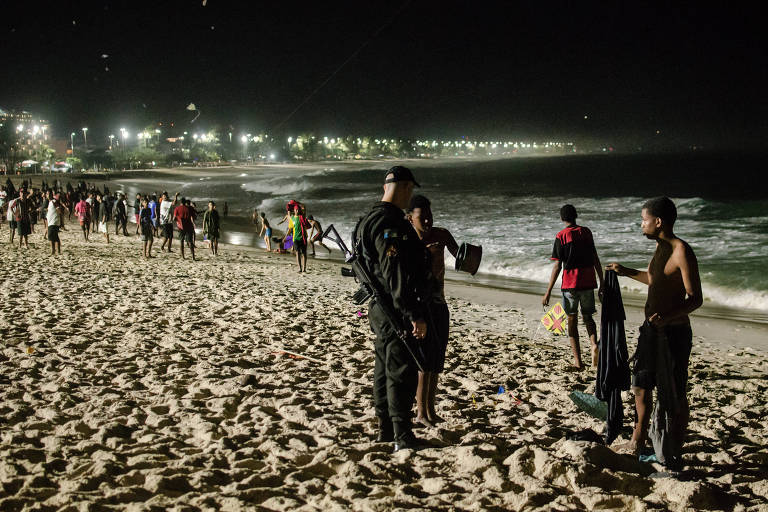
[356,201,432,443]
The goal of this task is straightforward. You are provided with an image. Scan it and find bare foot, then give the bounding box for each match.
[429,413,444,424]
[415,415,435,428]
[613,440,642,456]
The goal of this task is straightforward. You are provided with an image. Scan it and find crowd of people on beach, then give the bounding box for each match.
[0,178,331,269]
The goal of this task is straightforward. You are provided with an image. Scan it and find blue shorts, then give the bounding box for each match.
[265,228,272,237]
[562,289,596,316]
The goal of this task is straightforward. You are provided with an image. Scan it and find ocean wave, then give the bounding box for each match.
[477,254,768,312]
[241,178,318,196]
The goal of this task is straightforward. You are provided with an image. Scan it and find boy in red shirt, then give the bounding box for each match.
[543,204,604,369]
[173,198,197,261]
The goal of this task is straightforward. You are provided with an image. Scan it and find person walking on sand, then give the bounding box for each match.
[74,195,91,241]
[96,194,110,244]
[202,201,221,256]
[306,215,331,256]
[11,188,31,249]
[46,192,64,255]
[115,194,129,236]
[133,193,142,235]
[174,198,197,260]
[290,204,309,272]
[148,194,159,236]
[159,192,178,252]
[6,193,17,244]
[407,194,459,427]
[258,212,272,252]
[542,204,604,370]
[606,197,702,466]
[89,191,99,236]
[139,198,154,258]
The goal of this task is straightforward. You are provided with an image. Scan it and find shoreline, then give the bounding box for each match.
[10,163,768,326]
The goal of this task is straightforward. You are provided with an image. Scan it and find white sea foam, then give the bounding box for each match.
[241,178,318,196]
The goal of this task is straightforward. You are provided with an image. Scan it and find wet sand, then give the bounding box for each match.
[1,229,766,510]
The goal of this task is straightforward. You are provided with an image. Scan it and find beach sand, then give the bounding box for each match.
[1,227,767,511]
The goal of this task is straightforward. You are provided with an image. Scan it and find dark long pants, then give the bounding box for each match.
[369,303,417,439]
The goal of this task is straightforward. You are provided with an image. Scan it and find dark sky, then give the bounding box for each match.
[1,1,765,148]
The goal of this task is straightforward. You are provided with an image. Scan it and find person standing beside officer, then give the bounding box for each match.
[356,166,433,452]
[407,194,459,427]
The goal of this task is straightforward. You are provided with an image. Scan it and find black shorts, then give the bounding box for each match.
[420,301,450,373]
[632,322,692,394]
[294,239,307,254]
[47,225,60,243]
[9,220,17,230]
[163,224,174,238]
[179,229,195,246]
[17,220,30,236]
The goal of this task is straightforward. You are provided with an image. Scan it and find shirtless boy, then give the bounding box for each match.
[306,215,330,256]
[606,197,702,462]
[407,195,459,427]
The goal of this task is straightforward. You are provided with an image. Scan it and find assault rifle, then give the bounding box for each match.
[322,223,425,372]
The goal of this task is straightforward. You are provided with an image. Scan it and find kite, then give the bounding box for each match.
[186,103,201,123]
[541,302,567,335]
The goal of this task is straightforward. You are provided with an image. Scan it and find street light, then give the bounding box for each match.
[82,127,88,148]
[70,132,76,155]
[108,134,114,150]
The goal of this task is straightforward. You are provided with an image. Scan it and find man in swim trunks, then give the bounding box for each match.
[606,197,702,462]
[543,204,604,370]
[306,215,330,256]
[407,194,459,427]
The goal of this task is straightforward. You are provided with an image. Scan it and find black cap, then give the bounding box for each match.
[384,166,420,187]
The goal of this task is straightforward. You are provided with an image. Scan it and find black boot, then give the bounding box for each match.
[376,417,394,443]
[393,429,420,452]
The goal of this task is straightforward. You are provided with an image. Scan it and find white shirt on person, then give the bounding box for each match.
[47,201,61,226]
[6,198,16,221]
[159,199,174,224]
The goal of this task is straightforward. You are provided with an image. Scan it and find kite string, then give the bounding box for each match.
[272,0,413,133]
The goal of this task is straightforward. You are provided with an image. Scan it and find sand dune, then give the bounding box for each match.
[1,229,766,511]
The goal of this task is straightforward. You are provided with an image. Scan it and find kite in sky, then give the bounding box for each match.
[186,103,200,123]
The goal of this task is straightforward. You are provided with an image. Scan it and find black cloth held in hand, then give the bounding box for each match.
[595,270,631,444]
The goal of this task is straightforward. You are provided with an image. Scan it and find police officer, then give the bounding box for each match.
[355,166,432,452]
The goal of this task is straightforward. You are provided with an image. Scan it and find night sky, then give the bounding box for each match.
[1,1,765,149]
